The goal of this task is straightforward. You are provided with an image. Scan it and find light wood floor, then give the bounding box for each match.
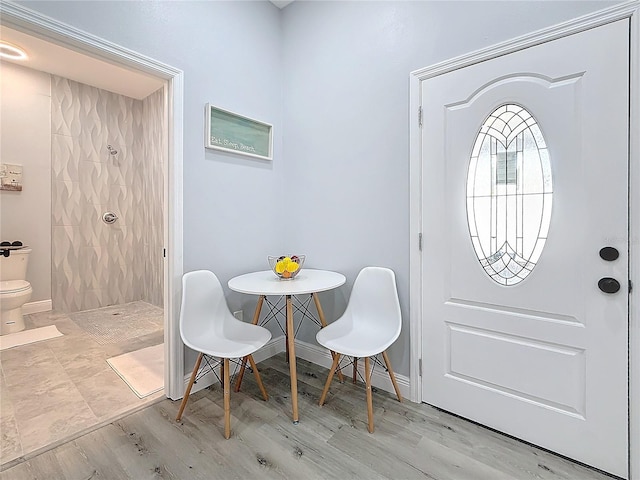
[0,354,614,480]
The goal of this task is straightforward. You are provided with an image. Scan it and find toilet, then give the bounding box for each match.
[0,247,32,335]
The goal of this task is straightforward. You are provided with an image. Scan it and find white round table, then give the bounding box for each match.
[228,269,345,296]
[228,269,346,423]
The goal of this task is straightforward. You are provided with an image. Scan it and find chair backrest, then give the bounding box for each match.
[344,266,402,342]
[180,270,232,350]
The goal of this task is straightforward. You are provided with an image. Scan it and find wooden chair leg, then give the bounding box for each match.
[235,296,264,392]
[223,358,231,439]
[313,293,344,383]
[353,357,358,384]
[319,352,341,406]
[382,350,402,402]
[248,354,269,401]
[364,357,374,433]
[176,352,204,421]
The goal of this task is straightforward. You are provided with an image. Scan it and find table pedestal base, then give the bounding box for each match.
[234,292,343,423]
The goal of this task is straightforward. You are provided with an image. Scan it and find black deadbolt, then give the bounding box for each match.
[598,277,621,294]
[599,247,619,261]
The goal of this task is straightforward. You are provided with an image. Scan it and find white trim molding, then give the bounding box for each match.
[409,1,639,478]
[294,337,411,400]
[628,3,640,479]
[408,70,423,405]
[0,2,185,401]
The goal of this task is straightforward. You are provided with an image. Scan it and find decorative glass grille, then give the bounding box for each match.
[466,104,553,286]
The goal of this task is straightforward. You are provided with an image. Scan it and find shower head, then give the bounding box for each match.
[107,144,118,155]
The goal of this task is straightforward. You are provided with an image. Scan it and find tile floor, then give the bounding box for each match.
[0,301,164,470]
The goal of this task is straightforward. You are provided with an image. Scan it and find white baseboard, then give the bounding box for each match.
[180,335,410,401]
[293,338,411,400]
[23,299,52,315]
[184,369,218,397]
[254,335,285,364]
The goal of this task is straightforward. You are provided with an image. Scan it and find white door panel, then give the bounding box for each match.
[421,20,628,478]
[447,324,586,415]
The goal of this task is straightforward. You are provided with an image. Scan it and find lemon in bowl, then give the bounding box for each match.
[268,255,305,279]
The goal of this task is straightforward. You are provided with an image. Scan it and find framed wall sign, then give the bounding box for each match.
[205,104,273,160]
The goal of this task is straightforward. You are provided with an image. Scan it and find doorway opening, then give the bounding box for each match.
[0,2,184,468]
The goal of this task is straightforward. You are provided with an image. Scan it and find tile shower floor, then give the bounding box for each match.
[0,301,164,470]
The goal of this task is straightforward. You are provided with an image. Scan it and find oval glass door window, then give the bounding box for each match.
[466,104,553,286]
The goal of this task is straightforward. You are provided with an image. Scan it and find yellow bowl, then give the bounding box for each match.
[268,255,305,279]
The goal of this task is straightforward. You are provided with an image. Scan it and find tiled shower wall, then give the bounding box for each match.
[51,77,164,313]
[140,87,165,308]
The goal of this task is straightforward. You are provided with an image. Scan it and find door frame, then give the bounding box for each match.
[409,1,640,477]
[0,3,186,400]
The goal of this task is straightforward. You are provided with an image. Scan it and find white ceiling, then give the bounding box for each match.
[0,26,165,100]
[270,1,294,8]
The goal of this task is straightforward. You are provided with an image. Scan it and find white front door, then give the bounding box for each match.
[420,20,629,478]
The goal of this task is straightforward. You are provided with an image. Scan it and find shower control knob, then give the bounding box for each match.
[102,212,118,224]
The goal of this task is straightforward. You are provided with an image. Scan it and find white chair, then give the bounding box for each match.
[316,266,402,433]
[175,270,271,439]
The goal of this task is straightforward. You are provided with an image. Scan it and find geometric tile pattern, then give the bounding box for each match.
[51,76,164,312]
[141,88,165,308]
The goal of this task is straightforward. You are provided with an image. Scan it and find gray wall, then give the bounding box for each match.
[0,62,52,302]
[280,0,615,372]
[17,1,284,291]
[18,0,616,376]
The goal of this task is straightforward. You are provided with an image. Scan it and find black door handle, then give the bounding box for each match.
[599,247,619,261]
[598,277,621,294]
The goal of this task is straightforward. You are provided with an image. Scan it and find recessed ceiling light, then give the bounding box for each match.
[0,42,28,60]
